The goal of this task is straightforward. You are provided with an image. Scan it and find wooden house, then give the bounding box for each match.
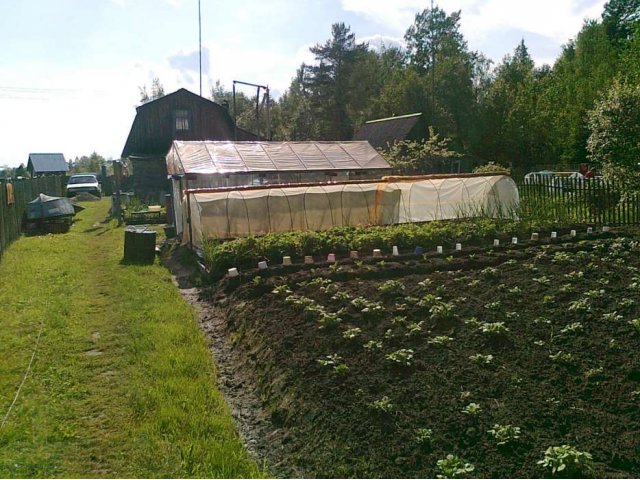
[121,88,258,199]
[353,113,425,150]
[354,113,474,173]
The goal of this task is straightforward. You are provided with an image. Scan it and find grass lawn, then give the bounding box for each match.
[0,199,262,478]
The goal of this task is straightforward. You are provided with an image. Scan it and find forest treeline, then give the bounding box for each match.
[214,0,639,174]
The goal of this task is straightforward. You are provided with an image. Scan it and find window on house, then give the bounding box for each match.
[174,110,190,131]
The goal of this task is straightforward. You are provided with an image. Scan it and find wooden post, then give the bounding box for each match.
[186,177,193,250]
[113,160,123,226]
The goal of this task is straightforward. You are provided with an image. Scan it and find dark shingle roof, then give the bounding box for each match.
[28,153,68,173]
[353,113,422,150]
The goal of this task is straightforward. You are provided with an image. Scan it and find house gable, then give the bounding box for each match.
[121,88,258,158]
[27,153,68,174]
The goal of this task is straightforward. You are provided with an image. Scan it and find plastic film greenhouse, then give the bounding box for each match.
[181,174,519,249]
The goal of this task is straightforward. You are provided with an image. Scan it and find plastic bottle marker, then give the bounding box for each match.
[414,246,424,255]
[602,226,610,232]
[531,233,539,241]
[228,267,239,277]
[258,261,268,270]
[436,246,443,254]
[373,249,382,257]
[350,250,359,259]
[570,230,577,237]
[551,231,557,239]
[327,253,336,262]
[455,243,462,251]
[512,237,518,245]
[493,239,500,247]
[282,256,292,266]
[392,246,399,256]
[304,255,314,264]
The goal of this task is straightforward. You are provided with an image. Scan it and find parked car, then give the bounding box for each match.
[523,170,555,184]
[66,174,102,198]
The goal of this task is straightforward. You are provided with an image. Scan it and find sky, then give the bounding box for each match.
[0,0,607,167]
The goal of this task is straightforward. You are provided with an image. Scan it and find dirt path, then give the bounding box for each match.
[162,246,297,478]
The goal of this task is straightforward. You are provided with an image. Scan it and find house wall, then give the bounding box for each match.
[122,90,257,158]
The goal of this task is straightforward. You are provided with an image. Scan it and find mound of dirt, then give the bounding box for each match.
[73,192,101,202]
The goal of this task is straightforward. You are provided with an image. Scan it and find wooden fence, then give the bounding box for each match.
[517,176,640,225]
[0,175,67,259]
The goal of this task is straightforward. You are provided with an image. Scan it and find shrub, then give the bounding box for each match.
[369,396,396,414]
[415,427,433,445]
[488,424,521,445]
[385,348,414,366]
[202,217,537,279]
[538,445,593,476]
[473,162,510,175]
[436,454,475,479]
[378,279,406,297]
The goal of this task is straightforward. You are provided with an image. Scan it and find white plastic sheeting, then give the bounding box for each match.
[183,175,519,248]
[166,140,391,175]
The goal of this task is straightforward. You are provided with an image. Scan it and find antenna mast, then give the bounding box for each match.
[198,0,202,96]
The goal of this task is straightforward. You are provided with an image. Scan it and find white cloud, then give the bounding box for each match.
[358,34,406,52]
[342,0,606,62]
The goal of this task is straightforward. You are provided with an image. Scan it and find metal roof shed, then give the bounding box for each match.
[27,153,69,175]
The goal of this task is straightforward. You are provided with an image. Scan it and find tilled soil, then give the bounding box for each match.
[203,233,640,478]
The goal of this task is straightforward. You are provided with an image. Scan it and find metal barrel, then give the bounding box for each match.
[123,226,156,264]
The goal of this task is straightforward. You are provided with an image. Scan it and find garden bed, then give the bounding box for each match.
[208,231,640,478]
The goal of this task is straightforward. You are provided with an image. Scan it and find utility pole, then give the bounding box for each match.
[431,0,436,129]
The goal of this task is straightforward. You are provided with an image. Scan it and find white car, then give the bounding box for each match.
[523,170,555,184]
[66,174,102,198]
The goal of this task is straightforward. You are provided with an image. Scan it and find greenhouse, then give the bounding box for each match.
[180,174,519,249]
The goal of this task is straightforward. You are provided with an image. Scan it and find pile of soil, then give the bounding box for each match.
[206,233,640,478]
[72,192,101,202]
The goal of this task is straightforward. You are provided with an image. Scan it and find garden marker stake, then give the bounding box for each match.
[327,253,336,262]
[282,256,292,266]
[258,261,268,270]
[304,255,314,264]
[228,267,239,277]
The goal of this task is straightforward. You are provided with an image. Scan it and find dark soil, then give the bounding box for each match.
[204,232,640,478]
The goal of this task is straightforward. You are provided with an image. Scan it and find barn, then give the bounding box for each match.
[121,88,258,200]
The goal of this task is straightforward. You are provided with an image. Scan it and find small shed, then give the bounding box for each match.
[353,113,425,150]
[27,153,69,176]
[166,140,392,234]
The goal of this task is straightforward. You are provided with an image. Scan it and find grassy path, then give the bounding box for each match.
[0,200,262,478]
